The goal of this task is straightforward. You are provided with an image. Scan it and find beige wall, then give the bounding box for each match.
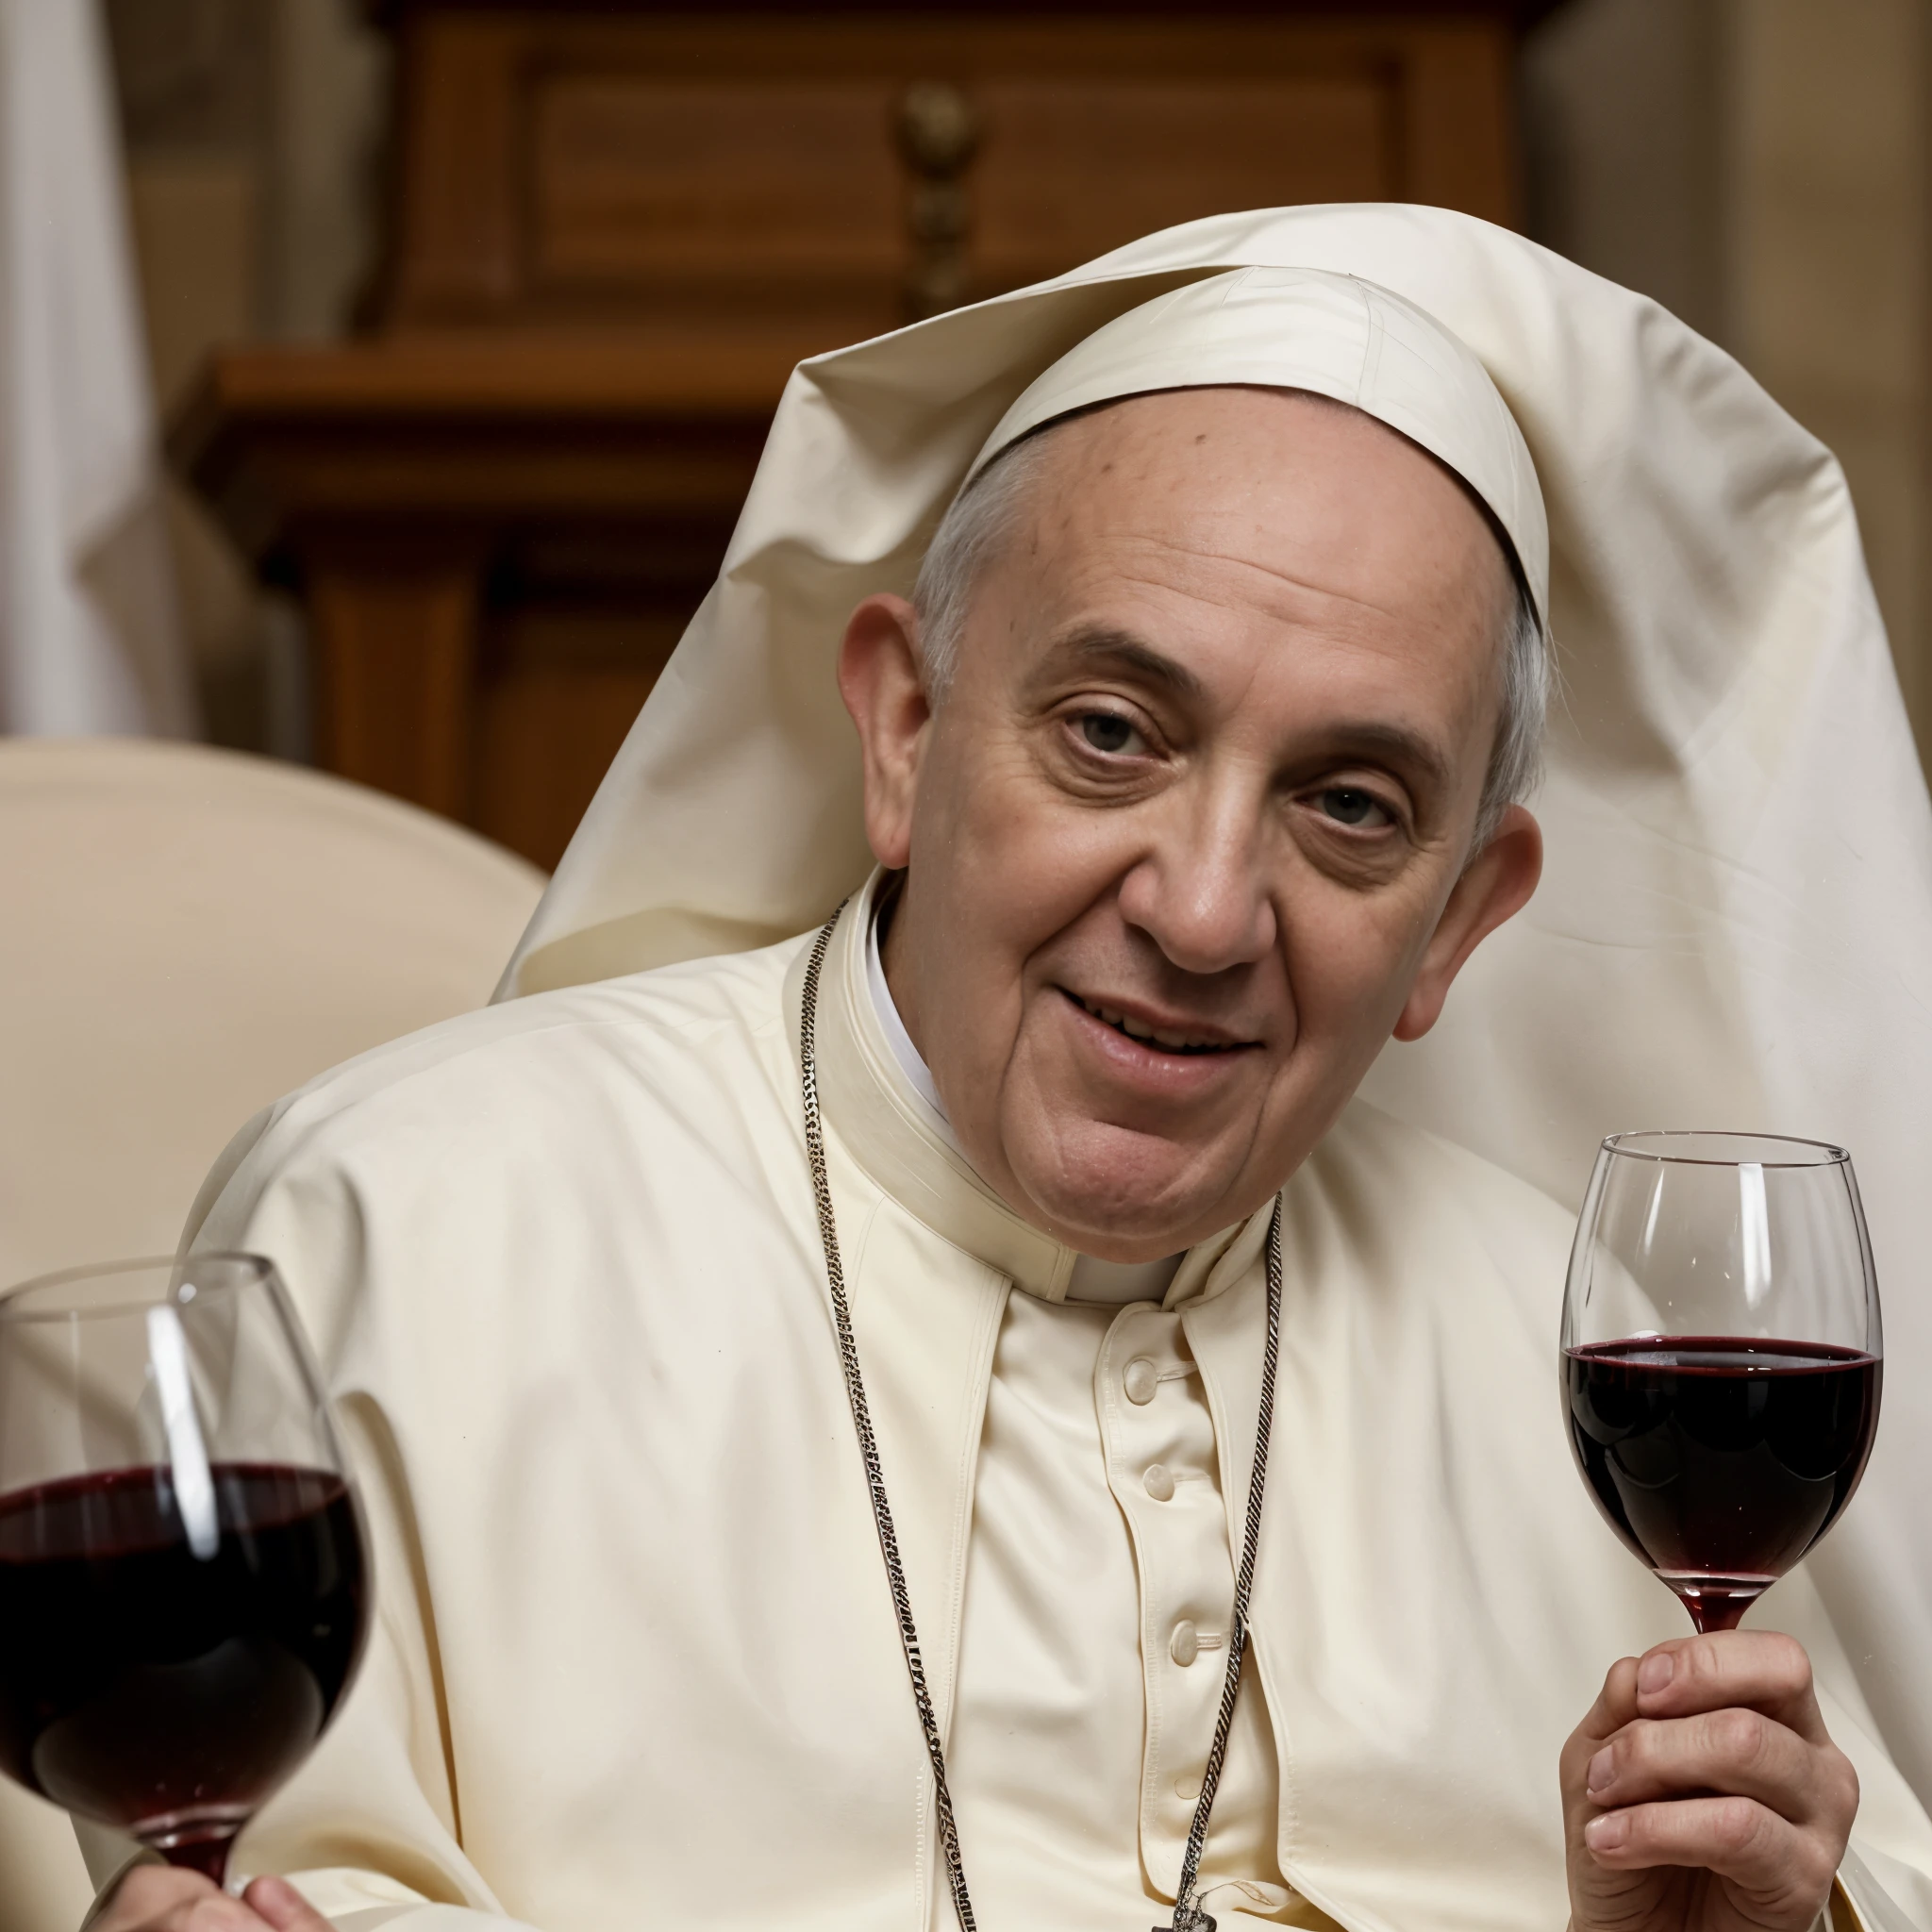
[1523,0,1727,342]
[1728,0,1930,739]
[1525,0,1932,759]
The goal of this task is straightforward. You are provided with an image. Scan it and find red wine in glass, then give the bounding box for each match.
[1564,1336,1880,1632]
[1562,1134,1881,1636]
[0,1463,367,1878]
[0,1257,371,1888]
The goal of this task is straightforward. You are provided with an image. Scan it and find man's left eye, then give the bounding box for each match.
[1078,713,1145,756]
[1317,787,1390,828]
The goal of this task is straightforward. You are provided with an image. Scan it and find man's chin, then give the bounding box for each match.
[1004,1116,1250,1262]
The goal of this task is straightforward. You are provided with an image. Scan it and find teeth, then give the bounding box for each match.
[1075,994,1232,1056]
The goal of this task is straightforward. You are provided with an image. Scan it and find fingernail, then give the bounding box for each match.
[1638,1651,1674,1695]
[1586,1747,1615,1794]
[1586,1813,1630,1853]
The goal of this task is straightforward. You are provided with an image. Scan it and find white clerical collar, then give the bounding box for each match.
[863,880,1182,1308]
[864,889,952,1126]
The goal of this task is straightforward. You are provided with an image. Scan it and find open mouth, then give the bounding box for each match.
[1063,990,1254,1057]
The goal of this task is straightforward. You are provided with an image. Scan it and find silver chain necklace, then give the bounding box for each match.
[798,908,1285,1932]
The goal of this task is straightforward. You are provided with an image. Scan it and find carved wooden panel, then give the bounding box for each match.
[381,14,1514,339]
[532,81,906,291]
[474,608,685,866]
[308,551,480,818]
[971,78,1395,290]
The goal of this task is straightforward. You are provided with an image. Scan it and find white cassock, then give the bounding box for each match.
[151,879,1932,1932]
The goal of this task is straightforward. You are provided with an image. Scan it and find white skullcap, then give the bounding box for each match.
[969,266,1549,630]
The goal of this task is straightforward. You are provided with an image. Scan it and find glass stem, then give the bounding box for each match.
[158,1831,237,1890]
[1681,1591,1755,1635]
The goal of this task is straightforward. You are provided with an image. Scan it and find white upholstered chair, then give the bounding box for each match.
[0,738,546,1932]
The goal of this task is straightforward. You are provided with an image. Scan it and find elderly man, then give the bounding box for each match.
[97,219,1932,1932]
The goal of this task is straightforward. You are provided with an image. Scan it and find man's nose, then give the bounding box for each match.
[1116,797,1278,976]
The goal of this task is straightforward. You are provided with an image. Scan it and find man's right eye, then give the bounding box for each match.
[1078,712,1142,755]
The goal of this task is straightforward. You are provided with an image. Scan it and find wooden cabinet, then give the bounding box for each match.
[380,9,1524,334]
[176,0,1545,870]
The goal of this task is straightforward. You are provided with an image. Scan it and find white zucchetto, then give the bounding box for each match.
[970,263,1548,629]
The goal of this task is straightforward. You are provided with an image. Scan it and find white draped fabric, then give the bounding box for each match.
[497,206,1932,1815]
[0,0,192,736]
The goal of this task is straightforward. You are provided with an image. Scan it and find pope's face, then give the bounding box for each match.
[840,388,1541,1260]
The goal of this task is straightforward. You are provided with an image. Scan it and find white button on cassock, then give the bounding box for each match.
[1123,1357,1159,1405]
[1142,1463,1175,1502]
[1170,1620,1200,1666]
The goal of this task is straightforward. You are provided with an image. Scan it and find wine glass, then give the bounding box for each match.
[1562,1132,1882,1635]
[0,1255,370,1888]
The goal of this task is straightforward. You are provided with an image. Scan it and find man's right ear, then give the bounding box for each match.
[837,593,929,871]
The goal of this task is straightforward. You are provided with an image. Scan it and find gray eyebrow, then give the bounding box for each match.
[1048,625,1208,700]
[1318,720,1454,796]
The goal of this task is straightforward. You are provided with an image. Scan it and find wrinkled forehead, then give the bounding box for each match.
[968,266,1549,634]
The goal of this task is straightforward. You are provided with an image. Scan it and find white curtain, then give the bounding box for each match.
[0,0,193,737]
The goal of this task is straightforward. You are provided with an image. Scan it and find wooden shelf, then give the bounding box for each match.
[175,334,799,566]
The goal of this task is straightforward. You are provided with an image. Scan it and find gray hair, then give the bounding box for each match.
[911,424,1549,850]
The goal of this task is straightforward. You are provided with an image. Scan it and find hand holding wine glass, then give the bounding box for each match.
[95,1866,334,1932]
[0,1256,371,1897]
[1558,1133,1879,1931]
[1561,1628,1859,1932]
